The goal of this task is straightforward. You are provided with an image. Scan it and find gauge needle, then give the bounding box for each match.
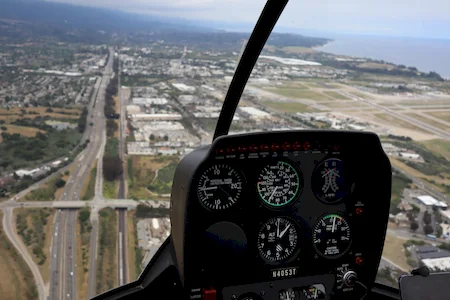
[322,168,340,178]
[199,186,217,191]
[277,218,280,238]
[268,186,278,202]
[332,216,336,233]
[314,288,318,299]
[279,224,291,238]
[218,186,232,198]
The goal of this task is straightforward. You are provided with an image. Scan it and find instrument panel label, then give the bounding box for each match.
[271,267,299,279]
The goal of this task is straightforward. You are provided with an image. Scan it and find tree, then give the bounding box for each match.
[103,156,123,181]
[55,179,66,189]
[163,135,169,141]
[424,224,433,235]
[423,211,431,225]
[106,119,118,137]
[150,134,155,141]
[410,221,419,232]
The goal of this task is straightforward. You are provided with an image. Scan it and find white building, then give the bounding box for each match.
[239,107,271,120]
[130,114,182,121]
[416,195,448,209]
[172,83,196,93]
[399,152,421,159]
[132,98,168,105]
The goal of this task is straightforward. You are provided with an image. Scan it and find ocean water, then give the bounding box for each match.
[316,35,450,78]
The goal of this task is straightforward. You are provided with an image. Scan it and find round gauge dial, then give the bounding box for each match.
[197,164,243,210]
[279,289,298,300]
[313,214,351,258]
[258,217,298,262]
[302,285,326,299]
[257,161,300,207]
[312,158,349,203]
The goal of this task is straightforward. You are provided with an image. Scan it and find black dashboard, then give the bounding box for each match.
[170,130,392,300]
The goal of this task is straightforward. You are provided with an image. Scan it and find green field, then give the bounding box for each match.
[82,166,96,200]
[262,101,319,113]
[103,180,117,199]
[128,156,178,200]
[421,139,450,161]
[25,174,65,201]
[263,87,330,101]
[323,91,350,100]
[148,162,178,194]
[96,208,117,295]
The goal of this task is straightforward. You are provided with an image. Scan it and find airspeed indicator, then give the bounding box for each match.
[257,161,300,207]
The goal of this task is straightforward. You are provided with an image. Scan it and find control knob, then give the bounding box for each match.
[342,270,357,287]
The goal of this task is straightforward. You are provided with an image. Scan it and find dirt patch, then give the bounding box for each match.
[382,234,410,271]
[0,211,38,299]
[0,124,46,142]
[0,107,80,123]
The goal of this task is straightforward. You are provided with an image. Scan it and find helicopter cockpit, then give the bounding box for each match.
[91,1,448,300]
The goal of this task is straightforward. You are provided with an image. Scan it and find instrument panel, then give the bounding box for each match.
[170,131,391,300]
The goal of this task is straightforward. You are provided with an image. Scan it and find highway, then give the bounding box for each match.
[49,47,114,300]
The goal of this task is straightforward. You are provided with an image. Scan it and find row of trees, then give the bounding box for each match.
[77,106,89,133]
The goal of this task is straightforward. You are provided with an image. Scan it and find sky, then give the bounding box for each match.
[49,0,450,39]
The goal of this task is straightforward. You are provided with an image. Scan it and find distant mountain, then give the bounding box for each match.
[0,0,210,32]
[0,0,329,48]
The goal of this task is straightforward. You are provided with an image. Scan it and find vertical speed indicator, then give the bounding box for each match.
[197,164,243,210]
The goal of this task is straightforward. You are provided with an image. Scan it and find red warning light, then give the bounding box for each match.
[260,144,270,151]
[356,257,364,265]
[303,142,311,151]
[249,144,259,152]
[226,146,236,154]
[292,142,302,151]
[271,143,280,151]
[282,142,291,151]
[238,145,247,153]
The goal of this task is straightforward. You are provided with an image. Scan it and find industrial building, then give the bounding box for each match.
[415,245,450,271]
[415,195,448,209]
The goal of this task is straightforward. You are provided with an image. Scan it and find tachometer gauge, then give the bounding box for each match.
[197,164,243,210]
[258,217,298,262]
[257,161,300,207]
[312,158,349,203]
[313,214,351,259]
[302,285,326,299]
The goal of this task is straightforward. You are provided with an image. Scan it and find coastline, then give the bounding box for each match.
[308,35,450,78]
